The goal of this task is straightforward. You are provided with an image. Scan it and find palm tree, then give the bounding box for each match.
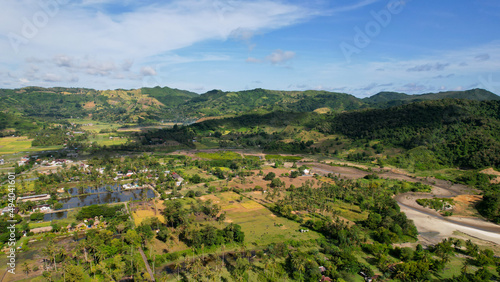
[173,261,182,281]
[42,241,58,272]
[291,254,305,279]
[461,260,469,276]
[22,262,31,275]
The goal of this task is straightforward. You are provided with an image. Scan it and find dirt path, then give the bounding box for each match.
[304,162,500,245]
[139,247,155,281]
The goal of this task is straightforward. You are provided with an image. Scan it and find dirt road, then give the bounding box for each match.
[303,162,500,245]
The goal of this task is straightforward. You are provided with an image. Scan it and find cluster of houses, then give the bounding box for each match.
[0,195,53,216]
[31,216,107,234]
[41,159,73,166]
[18,156,31,166]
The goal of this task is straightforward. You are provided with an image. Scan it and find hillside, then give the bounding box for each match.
[0,86,197,123]
[364,88,499,108]
[143,98,500,169]
[179,88,363,117]
[318,99,500,169]
[0,86,498,127]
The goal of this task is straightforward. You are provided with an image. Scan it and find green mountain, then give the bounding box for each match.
[364,88,499,107]
[0,86,197,123]
[0,86,498,126]
[178,88,363,117]
[140,86,198,108]
[318,99,500,169]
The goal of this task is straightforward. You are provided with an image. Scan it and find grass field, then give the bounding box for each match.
[0,136,62,155]
[67,119,121,132]
[265,154,302,161]
[88,133,129,146]
[196,138,220,149]
[195,151,243,160]
[132,209,166,226]
[200,192,321,246]
[28,221,52,229]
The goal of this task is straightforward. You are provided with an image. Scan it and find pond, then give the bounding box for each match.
[43,211,68,221]
[58,187,155,210]
[66,183,134,196]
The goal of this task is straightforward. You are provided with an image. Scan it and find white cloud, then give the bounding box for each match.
[54,55,73,67]
[407,62,449,72]
[42,73,63,82]
[141,66,157,76]
[246,57,261,63]
[310,41,500,96]
[0,0,316,88]
[475,53,490,62]
[266,49,296,64]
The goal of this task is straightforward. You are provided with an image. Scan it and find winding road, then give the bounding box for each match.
[301,162,500,245]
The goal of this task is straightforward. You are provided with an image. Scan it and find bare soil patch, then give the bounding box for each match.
[452,195,482,217]
[83,101,96,109]
[480,168,500,184]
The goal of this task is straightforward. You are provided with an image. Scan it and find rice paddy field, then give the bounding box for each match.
[0,137,62,155]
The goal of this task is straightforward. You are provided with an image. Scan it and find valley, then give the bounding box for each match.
[0,87,500,281]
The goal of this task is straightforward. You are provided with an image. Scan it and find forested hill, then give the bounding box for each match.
[178,89,364,116]
[363,88,499,108]
[317,99,500,169]
[0,86,498,124]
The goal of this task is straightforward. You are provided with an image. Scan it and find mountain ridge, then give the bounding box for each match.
[0,86,497,124]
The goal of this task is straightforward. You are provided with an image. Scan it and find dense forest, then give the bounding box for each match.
[319,99,500,169]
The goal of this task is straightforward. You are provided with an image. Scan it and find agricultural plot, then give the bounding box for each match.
[228,167,320,192]
[200,192,321,246]
[0,136,62,155]
[88,133,129,146]
[131,200,165,226]
[265,154,302,161]
[67,119,121,132]
[195,151,243,160]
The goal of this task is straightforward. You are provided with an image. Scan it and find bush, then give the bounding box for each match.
[30,212,44,221]
[264,172,276,180]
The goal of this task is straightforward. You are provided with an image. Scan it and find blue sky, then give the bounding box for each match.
[1,0,499,97]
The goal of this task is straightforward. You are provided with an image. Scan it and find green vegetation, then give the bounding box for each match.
[195,151,243,160]
[1,86,500,281]
[265,154,303,161]
[318,99,500,169]
[416,198,454,212]
[76,204,126,220]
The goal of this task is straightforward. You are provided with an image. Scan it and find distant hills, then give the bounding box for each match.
[0,86,497,124]
[363,88,500,108]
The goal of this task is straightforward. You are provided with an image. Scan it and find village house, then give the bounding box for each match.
[320,276,333,282]
[33,204,51,213]
[17,194,51,202]
[1,206,19,215]
[172,172,184,186]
